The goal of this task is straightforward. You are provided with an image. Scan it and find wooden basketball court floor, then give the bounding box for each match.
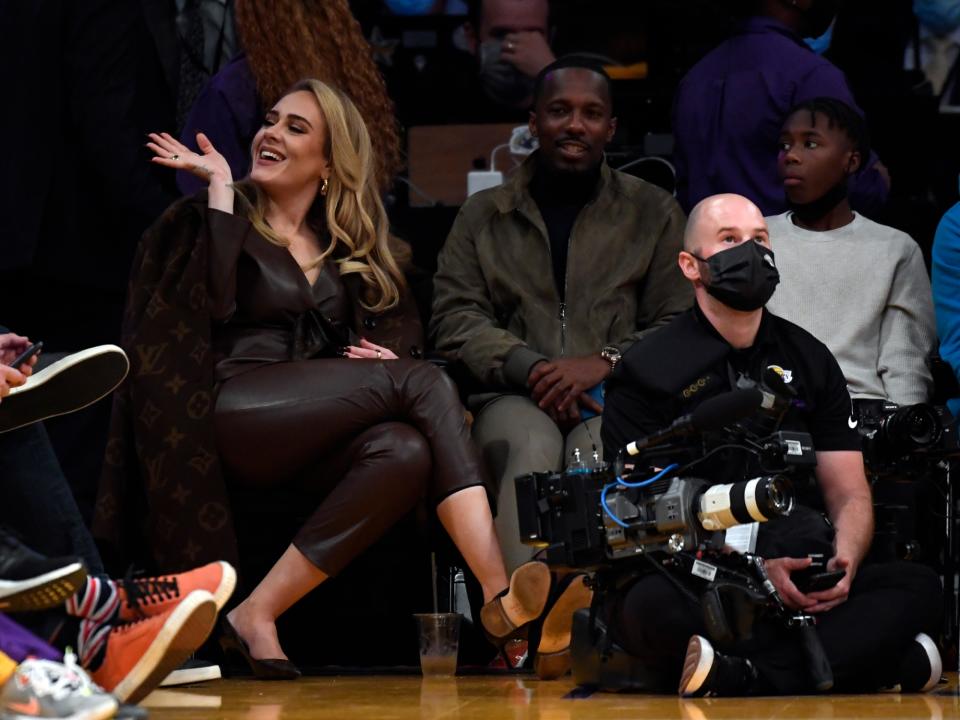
[140,672,960,719]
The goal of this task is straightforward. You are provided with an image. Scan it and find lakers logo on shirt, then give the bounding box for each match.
[766,364,793,384]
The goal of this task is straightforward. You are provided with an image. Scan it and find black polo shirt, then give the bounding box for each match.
[602,305,862,476]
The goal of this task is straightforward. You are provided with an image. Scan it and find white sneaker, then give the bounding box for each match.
[0,345,128,433]
[1,652,118,720]
[899,633,942,693]
[158,659,221,687]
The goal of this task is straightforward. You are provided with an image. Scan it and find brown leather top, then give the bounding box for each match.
[206,209,353,383]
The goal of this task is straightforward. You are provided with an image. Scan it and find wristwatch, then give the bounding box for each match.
[601,345,621,372]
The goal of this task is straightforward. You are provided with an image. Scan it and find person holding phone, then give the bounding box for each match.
[0,332,39,402]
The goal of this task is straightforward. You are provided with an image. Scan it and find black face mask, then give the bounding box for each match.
[692,241,780,312]
[787,178,849,225]
[478,40,535,108]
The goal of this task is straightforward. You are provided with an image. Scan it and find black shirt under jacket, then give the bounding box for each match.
[601,305,862,481]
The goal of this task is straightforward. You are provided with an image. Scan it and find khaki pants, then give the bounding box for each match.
[472,394,603,573]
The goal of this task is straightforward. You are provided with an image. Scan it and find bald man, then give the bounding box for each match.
[599,194,942,696]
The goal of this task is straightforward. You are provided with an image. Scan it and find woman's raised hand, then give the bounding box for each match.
[147,132,232,186]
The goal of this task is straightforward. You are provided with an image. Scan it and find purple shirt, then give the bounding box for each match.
[177,53,260,196]
[672,17,888,216]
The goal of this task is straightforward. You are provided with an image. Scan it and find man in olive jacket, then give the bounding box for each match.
[431,57,691,570]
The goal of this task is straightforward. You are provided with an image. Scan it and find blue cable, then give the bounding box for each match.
[600,463,680,529]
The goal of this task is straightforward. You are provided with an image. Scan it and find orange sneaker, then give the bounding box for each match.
[117,561,235,622]
[91,589,217,704]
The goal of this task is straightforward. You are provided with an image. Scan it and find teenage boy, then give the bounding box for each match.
[766,98,935,406]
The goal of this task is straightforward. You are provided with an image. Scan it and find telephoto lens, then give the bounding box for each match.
[697,476,794,531]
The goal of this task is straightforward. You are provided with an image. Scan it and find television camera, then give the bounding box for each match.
[515,388,810,570]
[514,386,836,691]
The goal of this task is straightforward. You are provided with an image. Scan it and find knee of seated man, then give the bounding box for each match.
[896,561,944,611]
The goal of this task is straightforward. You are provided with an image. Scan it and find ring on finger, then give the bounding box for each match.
[170,154,179,160]
[376,350,383,359]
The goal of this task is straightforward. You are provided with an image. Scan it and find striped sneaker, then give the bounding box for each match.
[90,590,217,704]
[116,562,235,622]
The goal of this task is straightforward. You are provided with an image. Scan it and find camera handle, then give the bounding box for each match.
[789,614,834,692]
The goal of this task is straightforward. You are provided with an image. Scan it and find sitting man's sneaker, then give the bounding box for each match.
[88,589,218,704]
[0,528,87,612]
[1,652,118,720]
[116,561,236,622]
[159,658,222,687]
[679,635,759,697]
[0,345,129,434]
[899,633,942,693]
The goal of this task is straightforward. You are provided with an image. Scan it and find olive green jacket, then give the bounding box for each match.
[430,154,692,394]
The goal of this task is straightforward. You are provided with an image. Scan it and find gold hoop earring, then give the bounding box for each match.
[321,178,329,196]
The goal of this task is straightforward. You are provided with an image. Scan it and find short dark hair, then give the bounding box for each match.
[532,54,612,109]
[464,0,554,32]
[785,97,871,170]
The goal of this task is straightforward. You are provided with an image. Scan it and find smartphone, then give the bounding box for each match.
[795,569,846,594]
[9,341,42,369]
[579,382,606,420]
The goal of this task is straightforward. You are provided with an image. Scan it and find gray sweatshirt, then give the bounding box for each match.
[765,211,935,405]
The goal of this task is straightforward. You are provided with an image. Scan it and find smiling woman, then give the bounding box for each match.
[109,78,538,676]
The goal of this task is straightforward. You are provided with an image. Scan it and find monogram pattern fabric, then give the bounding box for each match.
[94,196,238,572]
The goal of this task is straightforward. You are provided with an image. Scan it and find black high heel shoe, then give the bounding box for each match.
[219,617,301,680]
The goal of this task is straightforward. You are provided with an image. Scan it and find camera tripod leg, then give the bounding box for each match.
[945,461,958,662]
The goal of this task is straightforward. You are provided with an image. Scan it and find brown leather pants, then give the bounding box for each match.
[215,359,486,575]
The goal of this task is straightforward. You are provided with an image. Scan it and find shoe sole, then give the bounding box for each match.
[2,696,118,720]
[158,662,222,687]
[0,562,87,612]
[535,575,593,680]
[211,561,237,611]
[501,562,552,627]
[112,591,218,705]
[915,633,942,693]
[679,635,714,697]
[0,345,128,433]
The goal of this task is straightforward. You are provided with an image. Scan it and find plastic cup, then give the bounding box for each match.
[414,613,461,677]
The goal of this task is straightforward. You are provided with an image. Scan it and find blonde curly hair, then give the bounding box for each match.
[235,0,403,188]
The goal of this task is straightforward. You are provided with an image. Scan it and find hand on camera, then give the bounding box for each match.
[764,556,817,611]
[805,556,854,613]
